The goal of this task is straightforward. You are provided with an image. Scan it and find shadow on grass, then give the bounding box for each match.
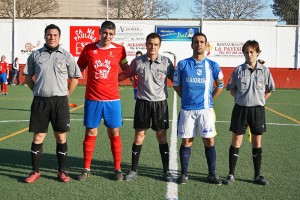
[0,148,181,183]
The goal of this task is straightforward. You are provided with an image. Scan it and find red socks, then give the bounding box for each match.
[83,135,122,170]
[83,135,97,169]
[109,135,122,170]
[1,83,6,93]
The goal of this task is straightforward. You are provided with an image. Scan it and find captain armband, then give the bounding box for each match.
[120,58,128,65]
[216,79,224,88]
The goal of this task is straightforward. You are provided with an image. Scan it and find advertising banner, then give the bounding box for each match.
[70,26,100,57]
[155,26,200,41]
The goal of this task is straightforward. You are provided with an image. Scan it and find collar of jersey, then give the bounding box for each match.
[42,45,64,53]
[191,57,206,66]
[96,43,117,50]
[244,62,263,70]
[144,54,163,64]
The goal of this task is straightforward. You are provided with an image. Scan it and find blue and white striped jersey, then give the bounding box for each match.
[173,57,224,110]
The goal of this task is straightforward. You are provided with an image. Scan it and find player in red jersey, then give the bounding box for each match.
[131,51,142,99]
[0,55,9,95]
[76,21,129,181]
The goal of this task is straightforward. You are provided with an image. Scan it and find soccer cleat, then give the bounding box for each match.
[124,170,137,181]
[76,169,91,181]
[207,174,222,185]
[254,175,268,185]
[177,174,188,184]
[58,171,71,182]
[223,175,235,185]
[114,169,124,181]
[163,171,174,182]
[4,93,8,95]
[24,171,41,183]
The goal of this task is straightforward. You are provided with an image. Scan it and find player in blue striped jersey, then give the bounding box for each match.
[173,32,224,185]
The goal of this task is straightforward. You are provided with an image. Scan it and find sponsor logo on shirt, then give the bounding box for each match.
[186,76,206,83]
[94,59,111,79]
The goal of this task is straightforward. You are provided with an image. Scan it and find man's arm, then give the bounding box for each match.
[120,62,130,71]
[264,91,272,100]
[118,61,135,82]
[173,86,182,98]
[68,78,79,97]
[212,87,223,100]
[229,89,236,97]
[25,75,35,91]
[6,67,9,79]
[118,71,129,82]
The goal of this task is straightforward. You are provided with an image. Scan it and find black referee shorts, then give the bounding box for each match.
[29,96,70,133]
[134,99,169,131]
[229,104,266,135]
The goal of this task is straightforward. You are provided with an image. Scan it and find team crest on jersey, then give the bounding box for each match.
[257,80,263,88]
[93,50,97,54]
[109,51,114,57]
[197,69,202,76]
[56,61,65,72]
[94,59,111,79]
[57,62,63,69]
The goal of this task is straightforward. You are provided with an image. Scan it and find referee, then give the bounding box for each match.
[224,40,275,185]
[23,24,82,183]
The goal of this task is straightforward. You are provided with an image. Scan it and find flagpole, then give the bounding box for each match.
[12,0,16,62]
[106,0,109,20]
[200,0,204,32]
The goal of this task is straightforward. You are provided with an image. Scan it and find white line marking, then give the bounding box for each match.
[166,92,179,200]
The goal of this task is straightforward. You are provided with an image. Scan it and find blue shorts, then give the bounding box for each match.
[0,73,7,83]
[84,99,123,129]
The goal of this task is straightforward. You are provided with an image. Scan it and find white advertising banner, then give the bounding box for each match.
[114,24,154,63]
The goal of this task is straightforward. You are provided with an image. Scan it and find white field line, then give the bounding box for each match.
[166,92,179,200]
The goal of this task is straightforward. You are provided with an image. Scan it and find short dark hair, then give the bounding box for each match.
[45,24,61,36]
[242,40,261,53]
[135,51,142,56]
[146,33,162,44]
[191,32,207,43]
[101,20,116,31]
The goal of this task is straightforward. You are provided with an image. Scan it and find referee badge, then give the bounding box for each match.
[258,80,263,88]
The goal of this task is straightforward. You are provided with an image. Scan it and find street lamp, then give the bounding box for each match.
[12,0,16,62]
[200,0,204,32]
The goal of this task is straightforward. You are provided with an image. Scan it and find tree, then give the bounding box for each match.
[191,0,268,19]
[272,0,299,25]
[100,0,178,19]
[0,0,59,18]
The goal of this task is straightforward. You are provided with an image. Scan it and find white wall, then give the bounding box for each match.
[0,19,296,69]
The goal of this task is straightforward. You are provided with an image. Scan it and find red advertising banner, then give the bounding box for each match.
[70,26,100,57]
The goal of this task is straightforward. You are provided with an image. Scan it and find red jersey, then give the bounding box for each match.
[133,75,138,89]
[77,41,127,100]
[0,61,8,74]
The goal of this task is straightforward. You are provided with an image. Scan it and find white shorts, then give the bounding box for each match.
[177,108,217,139]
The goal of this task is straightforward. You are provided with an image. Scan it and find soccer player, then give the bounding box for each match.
[131,51,142,100]
[173,32,224,185]
[224,40,275,185]
[0,55,9,95]
[10,57,21,85]
[76,21,129,181]
[23,24,82,183]
[118,33,175,182]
